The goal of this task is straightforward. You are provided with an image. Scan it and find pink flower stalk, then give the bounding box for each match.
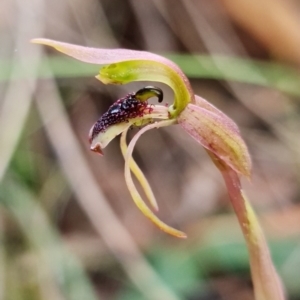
[32,38,285,299]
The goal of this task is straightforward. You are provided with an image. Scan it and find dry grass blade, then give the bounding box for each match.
[0,178,98,300]
[0,218,5,299]
[0,0,45,182]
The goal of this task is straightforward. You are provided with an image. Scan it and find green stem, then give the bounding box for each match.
[222,168,285,300]
[207,151,285,299]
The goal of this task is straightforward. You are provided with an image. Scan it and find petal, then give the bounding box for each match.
[178,102,251,177]
[32,38,174,65]
[195,95,240,133]
[124,119,186,238]
[120,129,158,211]
[31,38,194,116]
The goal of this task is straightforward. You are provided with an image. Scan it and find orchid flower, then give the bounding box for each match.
[32,38,285,299]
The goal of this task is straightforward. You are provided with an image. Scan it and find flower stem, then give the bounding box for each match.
[209,151,285,300]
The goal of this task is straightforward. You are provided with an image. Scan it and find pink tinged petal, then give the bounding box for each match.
[120,129,158,211]
[195,95,240,133]
[32,38,177,65]
[178,102,251,177]
[124,119,187,238]
[31,38,194,116]
[218,161,285,300]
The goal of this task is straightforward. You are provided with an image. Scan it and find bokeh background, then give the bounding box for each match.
[1,0,300,299]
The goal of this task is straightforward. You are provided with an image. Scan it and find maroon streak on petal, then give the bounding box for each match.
[195,95,240,133]
[178,102,251,177]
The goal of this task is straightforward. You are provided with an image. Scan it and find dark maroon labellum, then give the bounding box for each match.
[89,94,147,142]
[89,86,164,144]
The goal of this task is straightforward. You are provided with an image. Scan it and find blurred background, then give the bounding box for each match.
[1,0,300,299]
